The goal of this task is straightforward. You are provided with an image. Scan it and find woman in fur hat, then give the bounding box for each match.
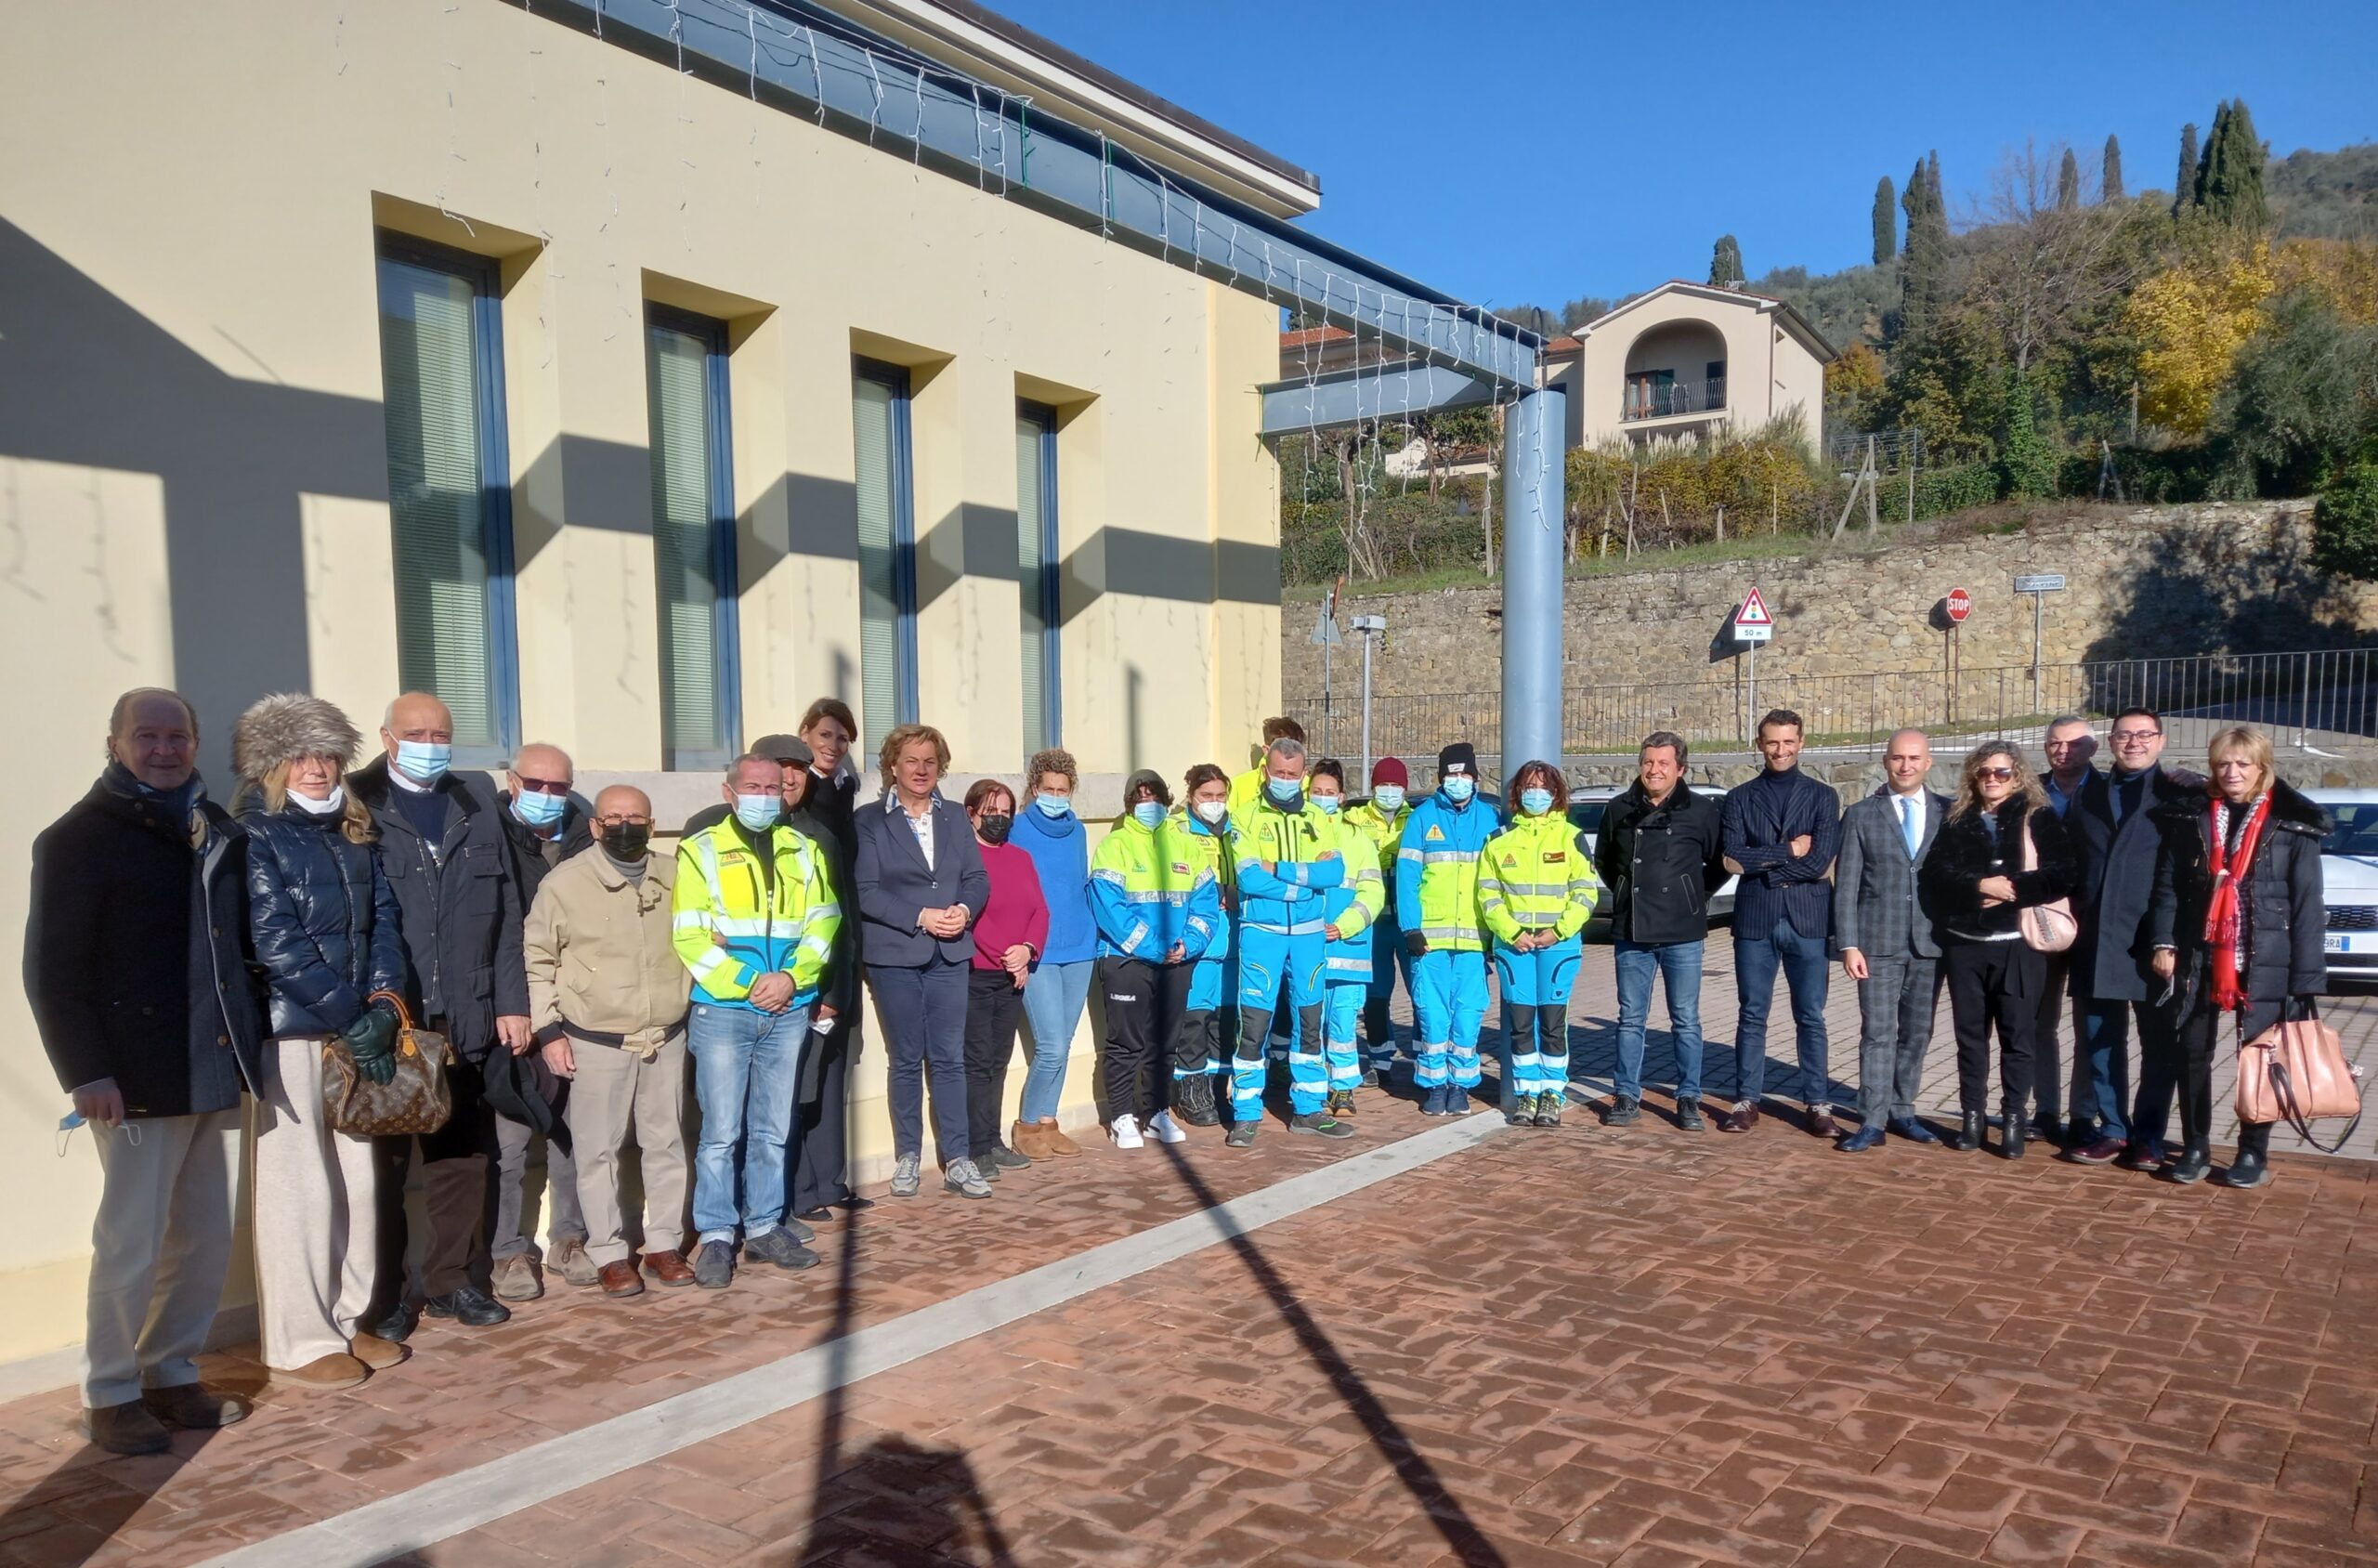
[234,694,412,1391]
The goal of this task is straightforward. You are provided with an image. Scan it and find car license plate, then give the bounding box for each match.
[2328,933,2350,953]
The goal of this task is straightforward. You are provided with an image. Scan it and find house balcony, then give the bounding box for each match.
[1622,377,1727,423]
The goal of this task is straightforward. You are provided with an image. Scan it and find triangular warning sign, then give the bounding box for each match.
[1735,587,1773,626]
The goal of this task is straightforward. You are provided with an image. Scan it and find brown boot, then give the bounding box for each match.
[1040,1118,1082,1157]
[1012,1119,1052,1159]
[348,1333,411,1371]
[275,1352,371,1392]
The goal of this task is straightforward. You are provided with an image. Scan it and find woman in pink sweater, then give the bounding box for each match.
[963,780,1051,1179]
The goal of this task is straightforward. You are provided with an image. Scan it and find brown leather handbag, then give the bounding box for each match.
[321,990,454,1137]
[2236,1006,2363,1154]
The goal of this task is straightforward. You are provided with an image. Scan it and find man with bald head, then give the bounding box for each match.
[352,691,531,1336]
[1831,729,1952,1152]
[487,742,596,1300]
[525,784,695,1295]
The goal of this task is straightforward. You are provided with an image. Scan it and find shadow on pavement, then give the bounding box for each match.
[0,1374,259,1567]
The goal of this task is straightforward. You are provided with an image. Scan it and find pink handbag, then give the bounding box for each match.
[2017,808,2076,953]
[2237,1012,2364,1153]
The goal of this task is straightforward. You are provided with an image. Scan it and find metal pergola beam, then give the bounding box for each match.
[538,0,1540,387]
[1259,365,1498,438]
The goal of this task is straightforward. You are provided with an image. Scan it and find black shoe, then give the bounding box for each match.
[2032,1115,2065,1147]
[2218,1145,2270,1189]
[744,1227,820,1270]
[833,1196,878,1213]
[1676,1098,1705,1132]
[1506,1093,1537,1128]
[794,1207,834,1224]
[1289,1111,1353,1140]
[988,1144,1032,1170]
[1359,1066,1381,1089]
[1175,1074,1222,1127]
[2001,1104,2027,1161]
[1605,1094,1641,1127]
[369,1301,419,1344]
[1225,1121,1258,1148]
[1954,1113,1985,1153]
[693,1239,735,1289]
[2164,1142,2212,1184]
[424,1286,511,1327]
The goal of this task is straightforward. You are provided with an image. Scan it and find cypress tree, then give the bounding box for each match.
[1897,152,1949,341]
[1873,175,1896,266]
[2194,102,2230,210]
[2174,122,2199,216]
[2102,134,2124,201]
[2206,98,2270,232]
[2057,148,2081,210]
[1708,234,1744,287]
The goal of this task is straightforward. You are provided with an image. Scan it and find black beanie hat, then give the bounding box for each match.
[1438,742,1478,778]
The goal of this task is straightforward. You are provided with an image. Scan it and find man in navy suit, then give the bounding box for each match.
[1832,730,1951,1151]
[1718,710,1842,1135]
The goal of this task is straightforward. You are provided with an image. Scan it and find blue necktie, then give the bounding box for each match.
[1901,795,1919,857]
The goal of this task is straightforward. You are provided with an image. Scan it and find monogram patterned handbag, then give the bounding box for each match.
[321,989,454,1137]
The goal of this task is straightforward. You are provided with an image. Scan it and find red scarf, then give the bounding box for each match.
[2203,793,2272,1012]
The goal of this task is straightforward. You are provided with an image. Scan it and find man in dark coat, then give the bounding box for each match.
[350,691,529,1337]
[24,689,264,1454]
[2061,707,2202,1168]
[485,741,596,1300]
[1594,731,1727,1130]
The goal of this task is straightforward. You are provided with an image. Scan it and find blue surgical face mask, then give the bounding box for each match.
[1444,775,1475,804]
[1312,793,1342,815]
[1131,802,1167,830]
[1266,777,1303,805]
[733,792,783,831]
[395,740,451,785]
[1520,788,1554,817]
[513,790,567,830]
[1370,785,1405,814]
[1034,793,1074,818]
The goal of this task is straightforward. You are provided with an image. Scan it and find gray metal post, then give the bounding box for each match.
[2032,592,2045,717]
[1499,388,1568,781]
[1359,629,1376,784]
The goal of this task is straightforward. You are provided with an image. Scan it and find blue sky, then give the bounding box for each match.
[992,0,2378,323]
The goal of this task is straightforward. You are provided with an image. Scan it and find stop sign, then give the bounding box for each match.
[1945,586,1973,623]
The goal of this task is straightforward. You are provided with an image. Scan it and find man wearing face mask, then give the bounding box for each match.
[1231,738,1352,1143]
[1306,760,1384,1121]
[1168,764,1238,1125]
[1343,758,1415,1084]
[1396,743,1500,1116]
[351,691,531,1339]
[527,786,694,1296]
[485,742,595,1301]
[1090,771,1219,1149]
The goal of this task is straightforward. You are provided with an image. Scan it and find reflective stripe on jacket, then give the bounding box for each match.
[1393,792,1500,952]
[1234,799,1344,937]
[1480,810,1599,946]
[1314,812,1387,976]
[671,818,840,1010]
[1090,816,1222,961]
[1341,801,1408,910]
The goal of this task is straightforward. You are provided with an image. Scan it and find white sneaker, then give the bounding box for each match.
[1111,1114,1144,1150]
[1148,1110,1189,1145]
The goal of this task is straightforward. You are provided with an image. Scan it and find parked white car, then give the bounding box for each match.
[1568,786,1738,935]
[2307,789,2378,988]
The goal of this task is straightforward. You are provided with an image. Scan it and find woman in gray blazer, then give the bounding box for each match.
[854,724,991,1200]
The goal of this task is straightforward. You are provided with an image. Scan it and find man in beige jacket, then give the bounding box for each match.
[526,785,694,1296]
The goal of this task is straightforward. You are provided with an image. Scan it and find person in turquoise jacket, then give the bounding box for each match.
[1306,760,1384,1119]
[1090,770,1222,1148]
[1231,738,1352,1144]
[1394,742,1501,1115]
[1168,763,1237,1126]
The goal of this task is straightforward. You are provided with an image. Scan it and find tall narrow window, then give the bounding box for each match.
[852,360,918,738]
[646,307,740,769]
[1015,401,1062,751]
[375,235,518,762]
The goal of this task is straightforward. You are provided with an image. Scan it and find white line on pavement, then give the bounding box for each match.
[197,1112,1507,1568]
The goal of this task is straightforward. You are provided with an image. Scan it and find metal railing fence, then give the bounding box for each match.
[1287,647,2378,778]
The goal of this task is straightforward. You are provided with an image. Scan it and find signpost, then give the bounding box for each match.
[1350,613,1386,784]
[1734,587,1774,742]
[1312,580,1344,754]
[1944,585,1972,624]
[2015,572,2067,716]
[1941,586,1971,724]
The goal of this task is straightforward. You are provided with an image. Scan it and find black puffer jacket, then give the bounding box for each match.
[242,800,408,1038]
[1919,796,2079,942]
[2148,778,2328,1039]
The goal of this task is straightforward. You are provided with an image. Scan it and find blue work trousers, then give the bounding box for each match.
[1363,906,1417,1066]
[1237,926,1326,1117]
[1494,937,1578,1099]
[1411,947,1487,1091]
[1320,982,1365,1095]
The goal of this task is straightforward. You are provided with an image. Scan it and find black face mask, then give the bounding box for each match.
[600,823,651,861]
[977,813,1013,846]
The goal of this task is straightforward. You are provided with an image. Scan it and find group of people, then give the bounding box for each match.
[28,686,2327,1460]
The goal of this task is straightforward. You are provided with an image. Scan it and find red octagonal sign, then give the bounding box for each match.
[1945,586,1973,623]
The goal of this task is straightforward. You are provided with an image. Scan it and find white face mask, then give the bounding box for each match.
[1193,800,1227,826]
[292,785,346,816]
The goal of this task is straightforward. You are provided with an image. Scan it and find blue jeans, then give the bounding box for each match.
[1019,959,1094,1123]
[2077,999,2145,1143]
[687,1001,808,1246]
[1614,938,1705,1101]
[1733,921,1832,1104]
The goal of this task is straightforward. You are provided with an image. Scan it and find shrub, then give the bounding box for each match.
[2312,463,2378,581]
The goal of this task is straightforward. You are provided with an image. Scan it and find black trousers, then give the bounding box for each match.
[790,1013,857,1215]
[964,968,1027,1158]
[1100,956,1189,1122]
[369,1043,495,1312]
[2029,949,2072,1123]
[1942,939,2043,1117]
[2167,1000,2224,1147]
[1172,1005,1222,1078]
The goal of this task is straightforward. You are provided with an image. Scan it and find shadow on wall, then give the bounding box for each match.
[2080,511,2374,667]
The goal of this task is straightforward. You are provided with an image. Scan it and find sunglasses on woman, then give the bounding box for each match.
[1975,766,2016,782]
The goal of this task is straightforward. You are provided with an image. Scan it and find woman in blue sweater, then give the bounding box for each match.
[1009,749,1098,1156]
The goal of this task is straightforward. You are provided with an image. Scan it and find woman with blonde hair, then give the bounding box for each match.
[1918,741,2079,1158]
[2147,726,2330,1187]
[233,694,410,1391]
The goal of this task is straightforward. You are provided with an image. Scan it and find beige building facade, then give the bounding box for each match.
[0,0,1307,1375]
[1543,281,1835,451]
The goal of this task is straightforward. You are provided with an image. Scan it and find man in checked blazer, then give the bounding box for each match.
[1832,730,1953,1152]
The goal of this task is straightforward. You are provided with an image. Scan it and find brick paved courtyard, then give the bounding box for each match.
[1,958,2372,1568]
